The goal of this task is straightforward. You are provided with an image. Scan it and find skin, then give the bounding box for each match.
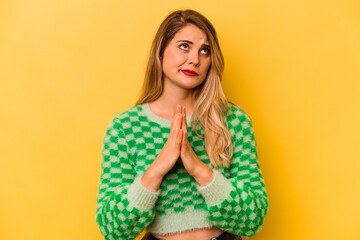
[141,24,223,239]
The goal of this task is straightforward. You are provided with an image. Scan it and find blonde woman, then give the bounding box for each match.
[95,9,269,240]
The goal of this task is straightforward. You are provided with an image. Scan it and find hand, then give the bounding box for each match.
[179,106,213,185]
[141,105,184,191]
[142,104,212,191]
[149,105,184,177]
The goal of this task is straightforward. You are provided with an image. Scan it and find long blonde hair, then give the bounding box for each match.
[136,9,233,168]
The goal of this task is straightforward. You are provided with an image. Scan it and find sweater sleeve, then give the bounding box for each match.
[196,108,269,238]
[95,116,160,240]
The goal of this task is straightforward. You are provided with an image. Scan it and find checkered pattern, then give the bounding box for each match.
[95,103,269,239]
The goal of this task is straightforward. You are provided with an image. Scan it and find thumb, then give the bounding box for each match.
[175,128,183,147]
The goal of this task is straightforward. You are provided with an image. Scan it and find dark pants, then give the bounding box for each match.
[141,231,242,240]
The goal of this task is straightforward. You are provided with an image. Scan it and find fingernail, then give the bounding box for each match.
[177,105,181,111]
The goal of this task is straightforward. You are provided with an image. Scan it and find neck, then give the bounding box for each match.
[150,80,195,118]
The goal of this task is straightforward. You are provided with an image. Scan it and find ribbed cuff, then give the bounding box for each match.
[126,175,161,211]
[196,169,233,206]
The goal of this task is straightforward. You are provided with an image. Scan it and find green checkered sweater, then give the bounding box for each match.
[95,102,269,239]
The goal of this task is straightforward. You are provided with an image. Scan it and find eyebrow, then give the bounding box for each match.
[176,40,210,48]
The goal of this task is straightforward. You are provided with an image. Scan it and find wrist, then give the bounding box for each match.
[192,163,214,186]
[142,165,164,191]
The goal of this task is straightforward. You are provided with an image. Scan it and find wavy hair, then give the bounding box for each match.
[135,9,233,168]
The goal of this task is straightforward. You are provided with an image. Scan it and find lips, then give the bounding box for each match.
[181,69,199,76]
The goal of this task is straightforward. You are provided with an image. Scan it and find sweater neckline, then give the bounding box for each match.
[140,102,192,127]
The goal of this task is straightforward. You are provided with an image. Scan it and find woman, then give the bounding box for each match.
[95,9,269,240]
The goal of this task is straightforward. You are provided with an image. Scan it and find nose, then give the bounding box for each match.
[188,51,199,66]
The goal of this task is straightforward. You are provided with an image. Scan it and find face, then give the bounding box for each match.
[161,24,211,90]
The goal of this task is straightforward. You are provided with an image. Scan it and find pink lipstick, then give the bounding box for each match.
[181,69,199,76]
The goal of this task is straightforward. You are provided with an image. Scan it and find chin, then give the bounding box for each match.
[179,80,203,89]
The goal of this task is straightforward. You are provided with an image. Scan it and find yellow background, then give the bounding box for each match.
[1,0,359,239]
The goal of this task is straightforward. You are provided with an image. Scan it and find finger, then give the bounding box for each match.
[169,111,177,137]
[172,113,182,141]
[171,105,181,128]
[175,105,183,129]
[176,129,183,145]
[176,111,183,134]
[182,106,187,131]
[170,105,182,137]
[182,128,188,147]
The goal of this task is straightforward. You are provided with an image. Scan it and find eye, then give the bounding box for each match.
[179,43,189,50]
[201,48,210,55]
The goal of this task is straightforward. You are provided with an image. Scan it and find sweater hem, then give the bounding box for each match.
[147,210,214,235]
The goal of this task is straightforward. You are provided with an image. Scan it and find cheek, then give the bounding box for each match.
[202,59,211,72]
[163,49,185,67]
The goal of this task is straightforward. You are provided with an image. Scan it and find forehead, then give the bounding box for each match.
[172,24,209,44]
